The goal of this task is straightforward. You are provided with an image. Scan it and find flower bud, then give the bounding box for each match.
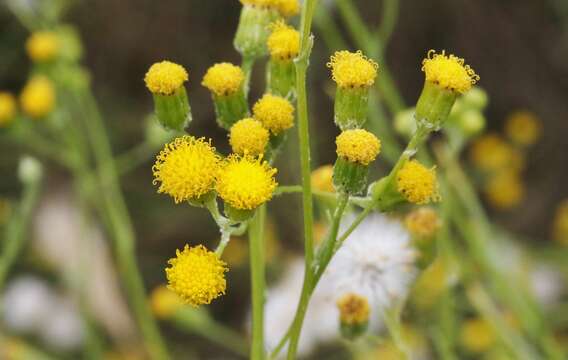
[337,293,370,340]
[458,109,486,137]
[0,92,17,127]
[234,1,282,59]
[145,61,192,132]
[202,63,249,130]
[20,76,56,119]
[18,156,43,184]
[327,51,378,130]
[333,129,380,194]
[416,50,479,129]
[266,21,299,98]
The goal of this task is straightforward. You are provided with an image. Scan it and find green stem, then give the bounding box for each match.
[74,89,170,360]
[114,141,156,175]
[376,0,399,48]
[0,163,43,292]
[249,205,266,360]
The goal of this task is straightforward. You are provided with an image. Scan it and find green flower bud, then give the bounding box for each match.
[267,60,296,99]
[234,5,281,59]
[415,80,458,130]
[333,157,370,195]
[334,86,370,130]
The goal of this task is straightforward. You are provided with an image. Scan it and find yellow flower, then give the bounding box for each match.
[553,199,568,245]
[229,118,269,156]
[216,154,277,210]
[404,207,441,239]
[150,285,184,319]
[327,50,378,88]
[276,0,300,18]
[336,129,381,165]
[267,21,300,61]
[239,0,280,8]
[469,133,524,172]
[166,244,227,307]
[484,169,524,210]
[202,63,245,97]
[253,94,294,134]
[26,31,59,62]
[337,293,370,325]
[396,160,440,204]
[460,318,495,353]
[412,257,456,309]
[144,61,188,95]
[504,110,542,146]
[0,92,17,126]
[20,76,55,119]
[311,165,335,193]
[422,50,479,93]
[152,136,221,203]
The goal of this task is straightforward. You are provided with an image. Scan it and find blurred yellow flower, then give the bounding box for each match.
[26,31,59,62]
[20,76,56,119]
[505,110,542,146]
[404,207,441,240]
[460,317,495,353]
[469,133,525,172]
[150,285,184,319]
[0,92,17,126]
[337,293,370,325]
[484,169,524,210]
[311,165,335,193]
[553,199,568,245]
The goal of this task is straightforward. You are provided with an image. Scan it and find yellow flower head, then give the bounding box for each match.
[469,133,524,172]
[505,110,542,146]
[216,154,277,210]
[150,285,184,319]
[327,50,379,88]
[239,0,280,8]
[229,118,269,156]
[336,129,381,166]
[20,76,55,119]
[152,136,221,203]
[26,31,59,62]
[267,21,300,61]
[202,63,245,97]
[397,160,440,205]
[422,50,479,94]
[165,244,227,307]
[553,199,568,245]
[253,94,294,134]
[311,165,335,193]
[277,0,300,17]
[0,92,17,126]
[337,293,370,325]
[460,318,495,353]
[144,61,188,95]
[484,169,524,210]
[404,207,441,239]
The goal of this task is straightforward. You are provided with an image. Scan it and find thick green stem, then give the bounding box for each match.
[249,205,266,360]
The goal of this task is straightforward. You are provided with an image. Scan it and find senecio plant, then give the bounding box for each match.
[142,0,481,359]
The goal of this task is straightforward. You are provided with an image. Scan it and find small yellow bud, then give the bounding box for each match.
[337,293,370,326]
[484,169,524,210]
[202,63,245,97]
[327,50,378,88]
[311,165,335,193]
[396,160,440,205]
[504,110,542,146]
[335,129,381,165]
[0,92,17,126]
[253,94,294,134]
[404,207,441,240]
[20,76,56,119]
[422,50,479,94]
[26,31,59,62]
[166,245,228,307]
[229,118,269,156]
[460,318,495,353]
[267,21,300,61]
[276,0,300,17]
[150,285,184,319]
[469,134,524,172]
[144,61,189,96]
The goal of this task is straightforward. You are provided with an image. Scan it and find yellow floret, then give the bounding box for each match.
[460,318,495,353]
[337,293,370,325]
[0,92,17,126]
[202,63,245,97]
[404,207,441,239]
[229,118,269,156]
[152,136,221,203]
[397,160,440,205]
[311,165,335,193]
[422,50,479,94]
[277,0,300,17]
[144,61,188,95]
[336,129,381,165]
[504,110,542,146]
[165,245,227,307]
[216,154,277,210]
[26,31,59,62]
[20,76,55,119]
[327,50,379,88]
[553,199,568,245]
[469,133,524,172]
[484,169,524,210]
[253,94,294,134]
[267,21,300,61]
[150,285,184,319]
